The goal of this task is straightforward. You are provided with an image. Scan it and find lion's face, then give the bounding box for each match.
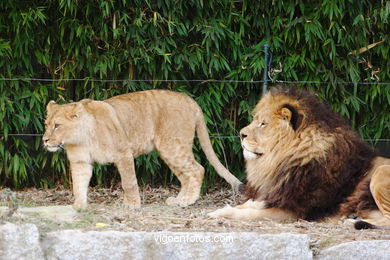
[240,94,297,160]
[43,101,87,152]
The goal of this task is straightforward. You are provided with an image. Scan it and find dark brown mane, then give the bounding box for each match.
[244,86,378,220]
[269,87,351,132]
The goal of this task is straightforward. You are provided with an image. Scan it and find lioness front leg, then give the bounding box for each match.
[70,162,93,210]
[116,156,141,209]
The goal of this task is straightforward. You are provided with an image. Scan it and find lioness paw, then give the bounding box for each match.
[123,197,141,209]
[124,203,141,210]
[165,196,195,207]
[72,202,88,211]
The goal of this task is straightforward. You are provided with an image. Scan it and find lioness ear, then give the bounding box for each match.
[67,99,92,119]
[67,102,84,120]
[46,100,57,112]
[80,99,92,105]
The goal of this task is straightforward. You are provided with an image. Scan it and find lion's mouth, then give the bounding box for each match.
[242,145,263,159]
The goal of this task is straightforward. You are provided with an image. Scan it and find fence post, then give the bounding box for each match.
[262,43,271,95]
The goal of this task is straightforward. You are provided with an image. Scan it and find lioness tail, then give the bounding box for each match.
[195,112,242,192]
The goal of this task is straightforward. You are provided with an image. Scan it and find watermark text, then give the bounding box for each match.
[154,234,234,245]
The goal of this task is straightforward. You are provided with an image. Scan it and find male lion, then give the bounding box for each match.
[43,90,242,209]
[209,87,390,229]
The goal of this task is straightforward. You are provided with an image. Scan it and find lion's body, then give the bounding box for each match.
[43,90,241,209]
[209,87,390,229]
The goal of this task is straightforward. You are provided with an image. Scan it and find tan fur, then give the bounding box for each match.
[208,202,297,221]
[361,158,390,226]
[209,89,390,229]
[43,90,241,209]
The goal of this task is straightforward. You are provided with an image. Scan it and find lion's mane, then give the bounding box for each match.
[244,87,378,220]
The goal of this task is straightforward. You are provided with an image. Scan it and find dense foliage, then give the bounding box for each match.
[0,0,389,189]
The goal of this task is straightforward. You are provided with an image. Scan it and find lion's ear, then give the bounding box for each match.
[281,104,301,130]
[281,107,292,122]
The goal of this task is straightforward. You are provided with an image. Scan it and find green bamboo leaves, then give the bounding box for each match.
[0,0,388,188]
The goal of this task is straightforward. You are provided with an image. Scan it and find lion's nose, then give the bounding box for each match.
[240,130,247,140]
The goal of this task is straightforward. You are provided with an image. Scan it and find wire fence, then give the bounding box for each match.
[1,134,389,157]
[1,77,390,140]
[2,133,390,143]
[1,77,390,85]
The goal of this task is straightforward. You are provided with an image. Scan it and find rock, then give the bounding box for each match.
[0,205,77,222]
[0,222,44,260]
[42,231,312,260]
[4,221,389,260]
[316,240,390,260]
[18,205,78,222]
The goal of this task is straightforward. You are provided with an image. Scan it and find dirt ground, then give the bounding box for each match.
[1,186,390,253]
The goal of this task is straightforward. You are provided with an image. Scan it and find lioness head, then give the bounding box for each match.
[240,91,302,160]
[43,100,91,152]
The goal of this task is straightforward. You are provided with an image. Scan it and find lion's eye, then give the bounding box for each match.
[258,122,266,128]
[54,124,60,129]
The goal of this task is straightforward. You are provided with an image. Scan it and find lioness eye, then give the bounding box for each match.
[54,124,60,129]
[258,122,266,128]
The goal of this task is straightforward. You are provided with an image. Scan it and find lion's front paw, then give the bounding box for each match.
[207,205,234,219]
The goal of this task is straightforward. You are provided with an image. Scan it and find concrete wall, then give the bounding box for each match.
[0,223,389,260]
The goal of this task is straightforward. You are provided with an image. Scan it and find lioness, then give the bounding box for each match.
[43,90,242,209]
[209,87,390,229]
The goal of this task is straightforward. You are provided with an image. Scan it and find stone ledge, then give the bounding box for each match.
[315,240,390,260]
[1,223,390,260]
[42,230,312,260]
[0,223,44,260]
[0,205,77,222]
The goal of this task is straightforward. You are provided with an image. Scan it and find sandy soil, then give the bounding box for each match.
[1,186,390,253]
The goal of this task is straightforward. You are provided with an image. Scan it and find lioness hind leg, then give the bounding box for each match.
[158,147,204,207]
[167,160,204,207]
[116,156,141,209]
[366,165,390,227]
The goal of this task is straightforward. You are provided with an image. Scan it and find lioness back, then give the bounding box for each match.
[43,89,241,209]
[105,90,201,156]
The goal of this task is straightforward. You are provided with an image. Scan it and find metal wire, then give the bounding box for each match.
[1,77,390,85]
[1,77,389,138]
[2,133,390,142]
[1,134,43,136]
[0,78,263,83]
